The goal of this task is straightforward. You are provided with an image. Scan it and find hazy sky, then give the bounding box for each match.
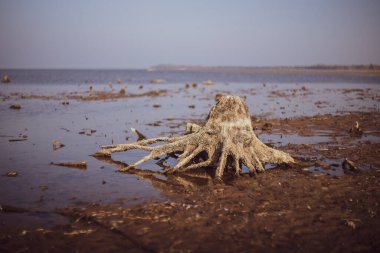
[0,0,379,69]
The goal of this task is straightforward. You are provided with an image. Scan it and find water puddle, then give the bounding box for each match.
[260,133,333,146]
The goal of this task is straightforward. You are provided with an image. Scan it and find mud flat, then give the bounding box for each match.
[1,75,380,252]
[1,165,380,252]
[1,111,380,253]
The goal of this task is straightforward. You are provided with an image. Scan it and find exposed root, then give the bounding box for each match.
[94,95,295,180]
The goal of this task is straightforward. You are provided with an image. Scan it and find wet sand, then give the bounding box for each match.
[2,151,380,252]
[1,77,380,252]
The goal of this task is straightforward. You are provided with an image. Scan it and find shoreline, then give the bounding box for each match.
[2,167,379,252]
[148,65,380,77]
[1,79,380,252]
[1,111,380,252]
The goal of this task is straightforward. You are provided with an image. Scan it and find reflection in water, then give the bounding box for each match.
[94,156,214,191]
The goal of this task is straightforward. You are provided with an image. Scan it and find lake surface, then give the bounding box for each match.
[2,68,380,85]
[0,69,379,213]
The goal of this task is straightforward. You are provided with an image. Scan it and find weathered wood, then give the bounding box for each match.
[50,161,87,169]
[94,95,294,180]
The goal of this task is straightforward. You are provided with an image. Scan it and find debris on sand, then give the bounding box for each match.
[0,205,27,213]
[78,129,97,136]
[62,98,69,105]
[50,161,87,169]
[315,160,331,170]
[342,158,359,172]
[9,104,21,110]
[261,122,273,131]
[119,88,126,95]
[64,229,94,236]
[345,220,357,229]
[150,79,166,84]
[131,128,147,141]
[203,80,213,86]
[146,121,162,127]
[153,104,161,108]
[1,75,11,83]
[348,121,363,137]
[39,185,48,191]
[52,140,65,150]
[9,138,27,142]
[5,171,18,177]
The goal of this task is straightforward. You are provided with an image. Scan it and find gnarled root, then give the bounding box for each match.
[94,95,295,180]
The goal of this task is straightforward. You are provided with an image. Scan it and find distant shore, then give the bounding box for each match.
[148,64,380,76]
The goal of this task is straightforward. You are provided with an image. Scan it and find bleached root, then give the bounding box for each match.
[93,95,295,180]
[94,136,185,157]
[94,130,294,180]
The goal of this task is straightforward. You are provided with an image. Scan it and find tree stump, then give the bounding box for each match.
[94,95,294,180]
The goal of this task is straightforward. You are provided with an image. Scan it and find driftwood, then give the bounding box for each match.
[94,95,294,180]
[50,161,87,169]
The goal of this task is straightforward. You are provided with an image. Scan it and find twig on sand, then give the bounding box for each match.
[50,161,87,169]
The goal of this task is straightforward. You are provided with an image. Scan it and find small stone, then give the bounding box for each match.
[1,75,11,83]
[5,171,18,177]
[348,121,363,137]
[150,79,166,84]
[204,80,213,86]
[261,122,273,131]
[345,220,356,229]
[52,140,65,150]
[9,104,21,110]
[342,159,359,172]
[119,88,126,95]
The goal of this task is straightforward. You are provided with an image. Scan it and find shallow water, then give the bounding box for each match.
[2,69,380,85]
[0,70,379,213]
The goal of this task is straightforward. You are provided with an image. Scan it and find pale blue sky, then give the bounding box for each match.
[0,0,379,69]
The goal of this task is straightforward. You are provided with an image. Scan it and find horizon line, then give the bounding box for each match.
[1,63,380,71]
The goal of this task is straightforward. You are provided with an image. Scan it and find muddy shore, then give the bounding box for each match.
[1,109,380,252]
[1,72,380,252]
[1,167,380,253]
